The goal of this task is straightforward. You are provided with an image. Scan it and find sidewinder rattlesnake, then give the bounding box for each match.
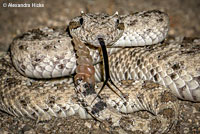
[0,10,200,133]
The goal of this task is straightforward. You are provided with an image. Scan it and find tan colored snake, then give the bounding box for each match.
[0,10,200,133]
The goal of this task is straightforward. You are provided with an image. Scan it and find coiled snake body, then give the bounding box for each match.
[0,10,200,133]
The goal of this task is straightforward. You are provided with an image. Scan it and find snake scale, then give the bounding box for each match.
[0,10,200,133]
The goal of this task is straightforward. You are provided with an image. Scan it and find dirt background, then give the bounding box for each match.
[0,0,200,133]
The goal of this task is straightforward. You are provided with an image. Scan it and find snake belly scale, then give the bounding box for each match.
[0,10,200,133]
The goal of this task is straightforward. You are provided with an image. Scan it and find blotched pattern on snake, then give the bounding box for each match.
[0,10,200,133]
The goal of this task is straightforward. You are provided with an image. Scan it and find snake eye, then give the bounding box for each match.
[116,19,124,30]
[69,17,83,30]
[116,19,119,24]
[79,17,83,25]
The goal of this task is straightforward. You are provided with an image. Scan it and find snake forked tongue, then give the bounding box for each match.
[91,38,126,104]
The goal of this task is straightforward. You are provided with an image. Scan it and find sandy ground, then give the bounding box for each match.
[0,0,200,133]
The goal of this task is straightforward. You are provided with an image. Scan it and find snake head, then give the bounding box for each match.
[69,12,124,47]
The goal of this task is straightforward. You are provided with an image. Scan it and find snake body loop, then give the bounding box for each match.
[0,10,200,134]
